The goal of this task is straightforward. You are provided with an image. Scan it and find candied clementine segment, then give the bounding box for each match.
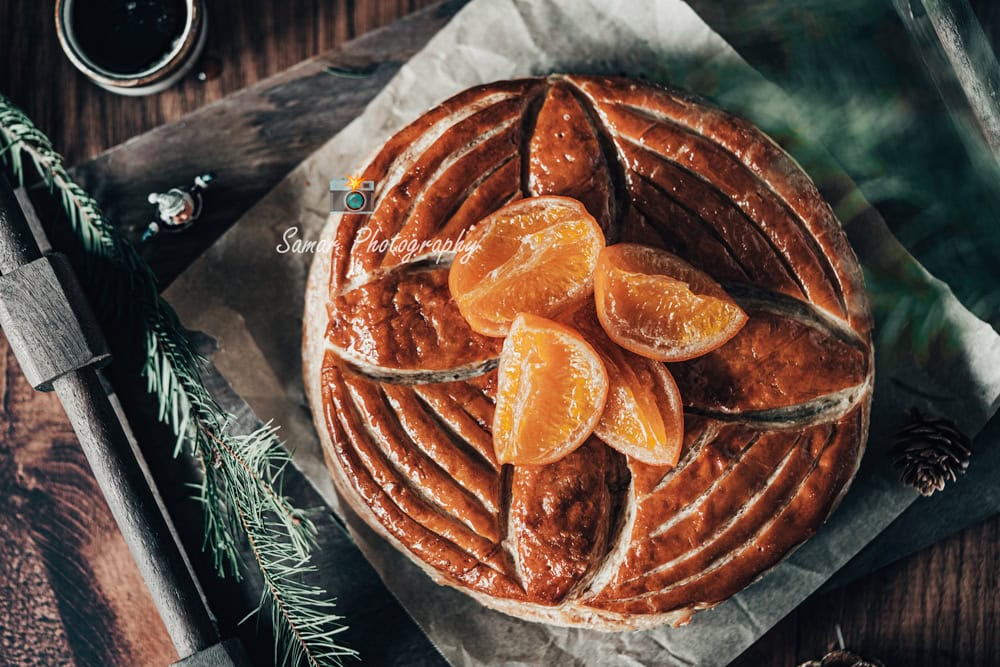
[565,304,684,466]
[493,313,608,466]
[595,244,748,362]
[449,196,605,337]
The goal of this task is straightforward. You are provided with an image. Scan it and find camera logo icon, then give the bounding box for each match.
[331,175,376,214]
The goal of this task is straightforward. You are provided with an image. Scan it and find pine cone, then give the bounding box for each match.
[890,408,971,496]
[798,649,885,667]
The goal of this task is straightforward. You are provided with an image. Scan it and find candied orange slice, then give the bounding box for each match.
[564,304,684,466]
[594,244,748,362]
[449,196,605,337]
[493,313,608,466]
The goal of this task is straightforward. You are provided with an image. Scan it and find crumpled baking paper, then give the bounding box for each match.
[165,0,1000,664]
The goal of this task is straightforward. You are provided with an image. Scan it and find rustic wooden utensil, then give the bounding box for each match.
[0,175,247,667]
[896,0,1000,168]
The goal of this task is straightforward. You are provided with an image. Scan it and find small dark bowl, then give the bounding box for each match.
[55,0,207,96]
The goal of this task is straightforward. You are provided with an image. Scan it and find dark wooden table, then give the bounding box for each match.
[1,1,999,666]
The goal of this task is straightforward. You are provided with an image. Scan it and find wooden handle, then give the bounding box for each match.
[0,175,41,272]
[53,368,221,657]
[0,176,245,664]
[0,253,110,389]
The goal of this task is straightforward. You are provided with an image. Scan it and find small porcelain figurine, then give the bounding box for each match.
[143,173,214,241]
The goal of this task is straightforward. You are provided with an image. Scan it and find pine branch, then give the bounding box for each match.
[228,426,356,667]
[0,91,356,666]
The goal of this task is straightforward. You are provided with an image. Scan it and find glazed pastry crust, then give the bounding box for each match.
[303,75,873,631]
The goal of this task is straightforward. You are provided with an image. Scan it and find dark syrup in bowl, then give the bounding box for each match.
[71,0,186,75]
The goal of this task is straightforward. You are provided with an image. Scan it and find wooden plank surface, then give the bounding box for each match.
[1,1,999,666]
[0,341,178,666]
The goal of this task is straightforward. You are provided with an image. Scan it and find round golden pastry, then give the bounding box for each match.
[303,75,873,631]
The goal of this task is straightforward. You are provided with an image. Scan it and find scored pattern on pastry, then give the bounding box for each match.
[310,75,873,629]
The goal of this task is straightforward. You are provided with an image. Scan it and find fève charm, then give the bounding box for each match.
[143,172,214,241]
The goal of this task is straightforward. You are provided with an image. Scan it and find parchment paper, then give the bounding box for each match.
[165,1,1000,664]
